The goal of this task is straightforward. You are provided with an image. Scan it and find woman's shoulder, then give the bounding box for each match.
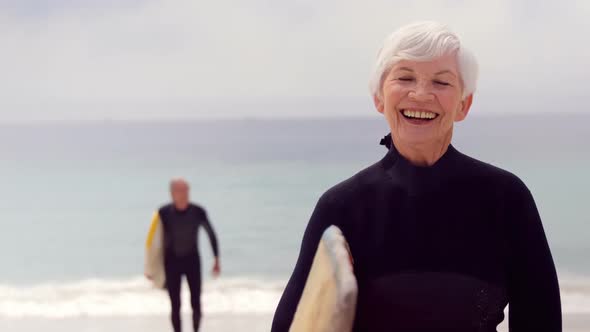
[455,150,531,196]
[317,159,389,207]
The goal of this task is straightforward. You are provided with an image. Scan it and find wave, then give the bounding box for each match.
[0,277,284,319]
[559,273,590,314]
[0,275,588,319]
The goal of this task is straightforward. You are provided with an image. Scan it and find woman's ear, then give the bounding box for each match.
[374,94,385,114]
[455,94,473,122]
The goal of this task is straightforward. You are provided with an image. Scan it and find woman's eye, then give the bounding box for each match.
[398,77,414,82]
[434,80,450,86]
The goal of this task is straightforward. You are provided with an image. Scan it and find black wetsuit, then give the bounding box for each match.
[272,135,561,332]
[159,203,219,332]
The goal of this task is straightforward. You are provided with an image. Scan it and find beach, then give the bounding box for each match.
[0,315,273,332]
[1,309,589,331]
[1,117,589,331]
[1,274,589,331]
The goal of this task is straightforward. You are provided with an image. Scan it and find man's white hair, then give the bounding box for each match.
[369,21,478,100]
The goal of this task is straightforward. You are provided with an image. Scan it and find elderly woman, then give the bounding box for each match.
[271,21,561,331]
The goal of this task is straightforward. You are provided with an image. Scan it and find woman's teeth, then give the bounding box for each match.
[402,109,438,120]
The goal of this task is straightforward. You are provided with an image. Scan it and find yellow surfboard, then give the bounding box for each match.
[144,212,166,289]
[290,225,358,332]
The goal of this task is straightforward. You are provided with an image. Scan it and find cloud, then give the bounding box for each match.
[0,0,588,122]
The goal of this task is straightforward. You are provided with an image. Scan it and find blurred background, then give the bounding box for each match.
[0,0,589,331]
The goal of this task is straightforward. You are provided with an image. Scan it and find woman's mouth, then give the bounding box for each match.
[400,109,439,122]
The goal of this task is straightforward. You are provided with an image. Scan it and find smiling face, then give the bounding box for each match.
[374,52,473,149]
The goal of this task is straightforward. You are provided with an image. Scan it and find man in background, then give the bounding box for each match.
[146,178,220,332]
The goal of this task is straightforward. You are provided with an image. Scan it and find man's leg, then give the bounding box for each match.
[186,256,202,332]
[166,258,183,332]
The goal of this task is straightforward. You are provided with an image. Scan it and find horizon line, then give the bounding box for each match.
[0,112,586,127]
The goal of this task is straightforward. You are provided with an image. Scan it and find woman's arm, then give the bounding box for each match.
[271,193,339,332]
[506,179,561,331]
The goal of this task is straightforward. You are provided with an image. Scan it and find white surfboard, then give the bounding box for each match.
[289,225,358,332]
[144,212,166,289]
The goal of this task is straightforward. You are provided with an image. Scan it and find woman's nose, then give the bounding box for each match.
[408,83,434,102]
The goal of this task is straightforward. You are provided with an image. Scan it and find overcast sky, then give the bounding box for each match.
[0,0,588,123]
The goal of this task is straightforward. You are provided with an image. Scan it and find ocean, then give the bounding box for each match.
[0,115,589,331]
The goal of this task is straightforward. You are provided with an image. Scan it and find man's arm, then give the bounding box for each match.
[201,209,219,258]
[200,209,221,277]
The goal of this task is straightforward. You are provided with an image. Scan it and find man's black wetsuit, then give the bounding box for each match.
[159,203,219,332]
[272,135,561,331]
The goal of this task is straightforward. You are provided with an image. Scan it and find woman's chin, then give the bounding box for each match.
[395,132,439,147]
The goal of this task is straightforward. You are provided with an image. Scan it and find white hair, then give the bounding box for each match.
[369,21,478,100]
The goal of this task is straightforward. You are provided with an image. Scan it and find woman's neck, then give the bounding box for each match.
[392,133,453,167]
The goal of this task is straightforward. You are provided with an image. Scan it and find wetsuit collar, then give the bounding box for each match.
[173,204,191,214]
[379,133,458,195]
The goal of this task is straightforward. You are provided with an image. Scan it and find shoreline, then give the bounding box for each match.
[0,313,588,332]
[0,314,273,332]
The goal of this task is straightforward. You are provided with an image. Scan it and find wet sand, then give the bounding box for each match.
[0,313,588,331]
